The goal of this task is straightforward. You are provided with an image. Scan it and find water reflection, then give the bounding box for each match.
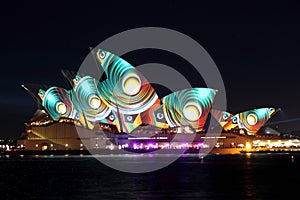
[0,154,299,199]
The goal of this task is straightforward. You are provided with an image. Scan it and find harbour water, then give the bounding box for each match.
[0,153,299,199]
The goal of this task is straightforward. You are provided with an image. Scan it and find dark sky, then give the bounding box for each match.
[1,1,300,138]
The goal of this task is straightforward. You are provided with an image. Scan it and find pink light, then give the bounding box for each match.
[148,154,154,158]
[133,143,138,150]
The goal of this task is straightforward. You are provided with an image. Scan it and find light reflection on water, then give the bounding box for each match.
[0,153,299,199]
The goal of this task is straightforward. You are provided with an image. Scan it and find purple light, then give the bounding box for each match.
[133,143,138,149]
[147,143,154,148]
[148,154,154,158]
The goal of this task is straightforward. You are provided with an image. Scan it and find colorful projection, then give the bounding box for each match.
[211,110,232,127]
[215,108,279,135]
[24,48,278,134]
[156,88,217,132]
[38,87,74,121]
[94,49,162,132]
[232,107,278,135]
[25,49,162,133]
[71,75,111,121]
[95,49,160,115]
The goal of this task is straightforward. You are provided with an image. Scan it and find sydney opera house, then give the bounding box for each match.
[18,49,281,151]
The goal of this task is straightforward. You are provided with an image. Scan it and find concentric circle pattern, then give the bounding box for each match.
[33,48,277,136]
[40,87,73,121]
[72,75,110,121]
[96,49,159,115]
[237,108,275,134]
[162,88,216,132]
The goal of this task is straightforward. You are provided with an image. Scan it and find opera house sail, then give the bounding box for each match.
[18,49,279,151]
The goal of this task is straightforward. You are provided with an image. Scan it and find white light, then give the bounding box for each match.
[247,114,258,126]
[89,95,101,109]
[127,115,133,121]
[56,102,67,115]
[157,113,164,120]
[122,74,141,96]
[183,103,201,121]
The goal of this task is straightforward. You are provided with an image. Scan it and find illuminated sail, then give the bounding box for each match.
[71,75,111,121]
[95,49,161,132]
[158,88,217,132]
[38,87,74,121]
[229,108,278,134]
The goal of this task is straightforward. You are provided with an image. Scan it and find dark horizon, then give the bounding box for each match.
[1,2,300,138]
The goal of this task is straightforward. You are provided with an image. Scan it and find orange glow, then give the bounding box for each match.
[245,142,252,150]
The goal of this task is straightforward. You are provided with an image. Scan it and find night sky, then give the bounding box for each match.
[1,1,300,138]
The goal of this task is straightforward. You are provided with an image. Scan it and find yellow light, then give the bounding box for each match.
[183,105,200,121]
[245,142,252,150]
[89,96,101,109]
[246,152,252,158]
[56,102,67,115]
[123,77,141,95]
[247,114,257,125]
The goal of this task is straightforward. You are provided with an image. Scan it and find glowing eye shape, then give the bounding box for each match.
[157,113,164,120]
[73,77,80,85]
[127,116,133,121]
[75,114,80,120]
[38,89,45,99]
[246,114,258,126]
[269,108,275,114]
[232,117,238,123]
[183,103,201,122]
[122,76,141,96]
[109,115,115,121]
[89,95,101,109]
[223,114,229,120]
[56,102,67,115]
[99,51,105,59]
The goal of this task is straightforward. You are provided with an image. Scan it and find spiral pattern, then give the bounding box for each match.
[235,107,277,134]
[162,88,216,132]
[40,87,73,121]
[72,75,110,121]
[96,49,159,115]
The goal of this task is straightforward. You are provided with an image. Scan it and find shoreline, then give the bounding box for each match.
[3,147,300,157]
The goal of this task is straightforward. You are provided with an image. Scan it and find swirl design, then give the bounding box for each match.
[72,75,110,121]
[161,88,216,132]
[25,49,279,135]
[96,49,159,115]
[235,108,277,134]
[40,87,73,121]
